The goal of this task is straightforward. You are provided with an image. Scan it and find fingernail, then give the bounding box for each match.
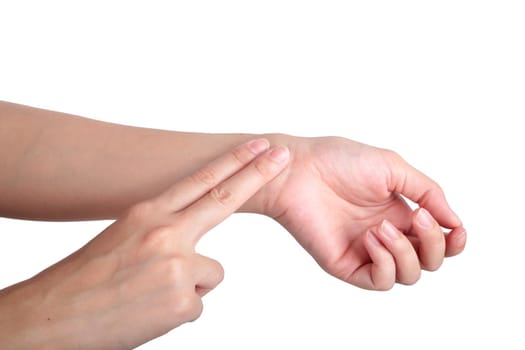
[368,231,382,246]
[269,146,289,163]
[381,220,399,240]
[417,208,433,228]
[246,139,270,154]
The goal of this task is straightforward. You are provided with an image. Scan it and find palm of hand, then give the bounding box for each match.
[265,137,464,290]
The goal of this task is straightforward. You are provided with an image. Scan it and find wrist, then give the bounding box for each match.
[238,133,298,216]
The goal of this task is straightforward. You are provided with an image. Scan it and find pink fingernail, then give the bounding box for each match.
[417,208,433,228]
[246,139,270,154]
[269,146,289,163]
[381,220,399,240]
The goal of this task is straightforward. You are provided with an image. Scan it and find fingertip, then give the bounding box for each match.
[180,144,290,243]
[246,138,271,154]
[431,192,463,229]
[250,146,289,181]
[445,227,467,257]
[447,207,463,228]
[420,203,462,230]
[269,146,290,164]
[457,228,467,246]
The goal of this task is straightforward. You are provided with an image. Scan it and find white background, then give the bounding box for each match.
[1,1,524,349]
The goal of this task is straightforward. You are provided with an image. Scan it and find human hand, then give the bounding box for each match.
[0,139,289,349]
[250,135,465,290]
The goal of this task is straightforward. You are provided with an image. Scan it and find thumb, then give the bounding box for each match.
[387,151,462,229]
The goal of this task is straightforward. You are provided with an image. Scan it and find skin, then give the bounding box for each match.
[0,138,290,349]
[265,137,466,289]
[0,101,466,347]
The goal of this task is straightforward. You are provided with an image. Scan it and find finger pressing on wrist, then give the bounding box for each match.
[155,138,271,213]
[178,146,290,246]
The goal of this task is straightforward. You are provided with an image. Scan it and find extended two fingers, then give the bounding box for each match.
[130,138,289,255]
[180,146,289,245]
[150,138,289,247]
[155,138,272,213]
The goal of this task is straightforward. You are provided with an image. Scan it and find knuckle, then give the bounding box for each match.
[209,259,225,286]
[435,182,444,194]
[191,166,217,187]
[187,303,204,322]
[163,256,189,284]
[419,182,444,207]
[381,148,403,163]
[137,226,175,257]
[380,149,405,175]
[126,201,156,222]
[425,182,444,200]
[172,292,203,322]
[210,185,234,207]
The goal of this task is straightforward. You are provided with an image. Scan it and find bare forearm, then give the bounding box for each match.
[0,101,282,220]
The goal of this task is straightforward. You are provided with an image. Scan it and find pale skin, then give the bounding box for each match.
[0,101,466,348]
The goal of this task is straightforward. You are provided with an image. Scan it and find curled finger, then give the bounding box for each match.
[192,254,225,297]
[348,230,396,291]
[411,208,446,271]
[376,220,421,285]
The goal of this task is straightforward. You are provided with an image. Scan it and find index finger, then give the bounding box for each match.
[154,138,270,213]
[387,151,462,229]
[179,146,290,246]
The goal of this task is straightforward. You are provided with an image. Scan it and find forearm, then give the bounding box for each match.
[0,281,61,349]
[0,101,289,220]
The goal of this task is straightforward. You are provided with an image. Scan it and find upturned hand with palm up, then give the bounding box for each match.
[249,135,465,290]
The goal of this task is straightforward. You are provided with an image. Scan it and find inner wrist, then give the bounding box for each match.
[238,133,296,216]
